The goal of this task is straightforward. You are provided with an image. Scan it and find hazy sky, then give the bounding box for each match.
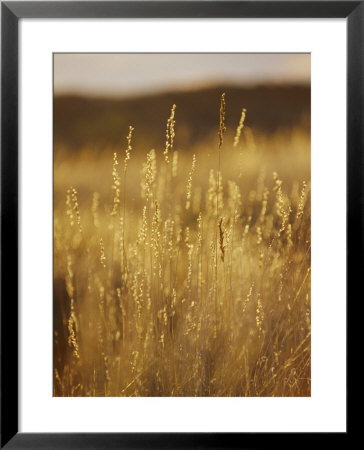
[54,53,310,97]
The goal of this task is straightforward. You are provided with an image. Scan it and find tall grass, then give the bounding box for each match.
[54,95,311,396]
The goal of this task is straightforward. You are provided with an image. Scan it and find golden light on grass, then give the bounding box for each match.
[53,93,311,397]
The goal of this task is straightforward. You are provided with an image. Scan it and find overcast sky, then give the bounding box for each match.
[54,53,310,97]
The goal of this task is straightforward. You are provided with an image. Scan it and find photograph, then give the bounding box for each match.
[53,53,311,397]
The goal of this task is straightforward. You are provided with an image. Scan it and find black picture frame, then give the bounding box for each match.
[1,1,357,448]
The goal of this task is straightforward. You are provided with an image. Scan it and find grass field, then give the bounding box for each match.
[53,93,311,396]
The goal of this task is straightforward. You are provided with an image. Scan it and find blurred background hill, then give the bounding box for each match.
[54,84,310,154]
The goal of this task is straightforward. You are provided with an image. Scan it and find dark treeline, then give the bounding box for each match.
[54,84,310,154]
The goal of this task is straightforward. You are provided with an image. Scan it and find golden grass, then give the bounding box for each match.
[54,96,311,397]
